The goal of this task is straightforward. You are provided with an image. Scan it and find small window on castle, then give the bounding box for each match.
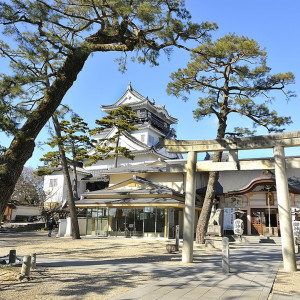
[49,179,58,187]
[141,134,145,143]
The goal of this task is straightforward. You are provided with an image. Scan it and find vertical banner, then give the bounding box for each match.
[223,208,235,231]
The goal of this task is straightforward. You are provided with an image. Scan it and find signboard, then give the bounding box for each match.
[265,192,274,206]
[223,208,235,230]
[234,219,244,235]
[292,208,300,221]
[225,196,245,208]
[292,221,300,238]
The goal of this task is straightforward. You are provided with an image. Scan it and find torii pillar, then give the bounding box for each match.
[182,151,197,263]
[274,146,297,272]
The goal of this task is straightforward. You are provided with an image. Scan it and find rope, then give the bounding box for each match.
[0,253,23,268]
[0,259,23,268]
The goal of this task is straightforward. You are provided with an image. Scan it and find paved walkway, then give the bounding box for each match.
[38,244,300,300]
[109,244,299,300]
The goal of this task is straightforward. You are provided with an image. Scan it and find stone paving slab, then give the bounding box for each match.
[112,245,284,300]
[37,244,298,300]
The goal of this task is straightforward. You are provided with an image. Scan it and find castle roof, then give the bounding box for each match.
[101,82,178,125]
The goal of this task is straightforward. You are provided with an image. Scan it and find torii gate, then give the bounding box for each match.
[162,130,300,272]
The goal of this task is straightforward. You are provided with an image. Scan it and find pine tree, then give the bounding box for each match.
[39,115,92,239]
[59,116,93,197]
[0,0,217,218]
[88,106,138,168]
[167,33,295,244]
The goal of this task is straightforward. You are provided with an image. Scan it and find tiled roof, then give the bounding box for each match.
[82,175,183,198]
[85,161,167,176]
[76,197,184,205]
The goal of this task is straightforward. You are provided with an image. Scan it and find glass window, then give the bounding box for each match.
[124,209,135,230]
[86,209,92,235]
[86,208,97,235]
[156,208,165,233]
[144,207,155,232]
[49,179,57,187]
[135,209,144,233]
[108,208,117,232]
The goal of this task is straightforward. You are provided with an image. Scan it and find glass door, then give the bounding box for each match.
[86,208,108,236]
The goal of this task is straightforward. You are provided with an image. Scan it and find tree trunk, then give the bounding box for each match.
[196,152,222,244]
[113,135,120,168]
[72,163,78,200]
[52,116,81,239]
[0,47,90,219]
[196,74,230,244]
[71,145,79,200]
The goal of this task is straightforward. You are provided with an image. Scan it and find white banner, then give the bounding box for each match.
[292,221,300,238]
[223,208,235,230]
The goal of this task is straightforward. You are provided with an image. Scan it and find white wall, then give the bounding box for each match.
[131,128,161,147]
[44,174,64,203]
[44,171,89,204]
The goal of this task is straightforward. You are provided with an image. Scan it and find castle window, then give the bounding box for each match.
[49,179,57,187]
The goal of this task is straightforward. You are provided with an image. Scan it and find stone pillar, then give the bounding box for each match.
[274,146,297,272]
[31,253,37,269]
[21,255,31,277]
[222,237,230,273]
[9,250,16,264]
[182,151,197,263]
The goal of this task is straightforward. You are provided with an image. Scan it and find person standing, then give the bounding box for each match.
[48,217,56,237]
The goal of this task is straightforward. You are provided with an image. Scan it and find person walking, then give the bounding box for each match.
[48,217,56,237]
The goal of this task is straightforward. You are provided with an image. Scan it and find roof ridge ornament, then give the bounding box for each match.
[127,81,132,91]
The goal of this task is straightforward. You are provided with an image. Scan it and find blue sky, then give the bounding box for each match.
[2,0,300,168]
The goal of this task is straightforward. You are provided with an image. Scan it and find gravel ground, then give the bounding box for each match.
[270,259,300,297]
[0,230,299,299]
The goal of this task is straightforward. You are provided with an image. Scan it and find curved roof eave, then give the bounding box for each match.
[226,172,300,195]
[226,177,276,195]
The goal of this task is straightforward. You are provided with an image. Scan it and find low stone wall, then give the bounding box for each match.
[0,222,45,233]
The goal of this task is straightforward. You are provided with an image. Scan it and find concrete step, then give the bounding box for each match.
[229,235,282,245]
[196,235,283,249]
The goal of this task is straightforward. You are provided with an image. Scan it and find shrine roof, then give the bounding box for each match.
[225,170,300,195]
